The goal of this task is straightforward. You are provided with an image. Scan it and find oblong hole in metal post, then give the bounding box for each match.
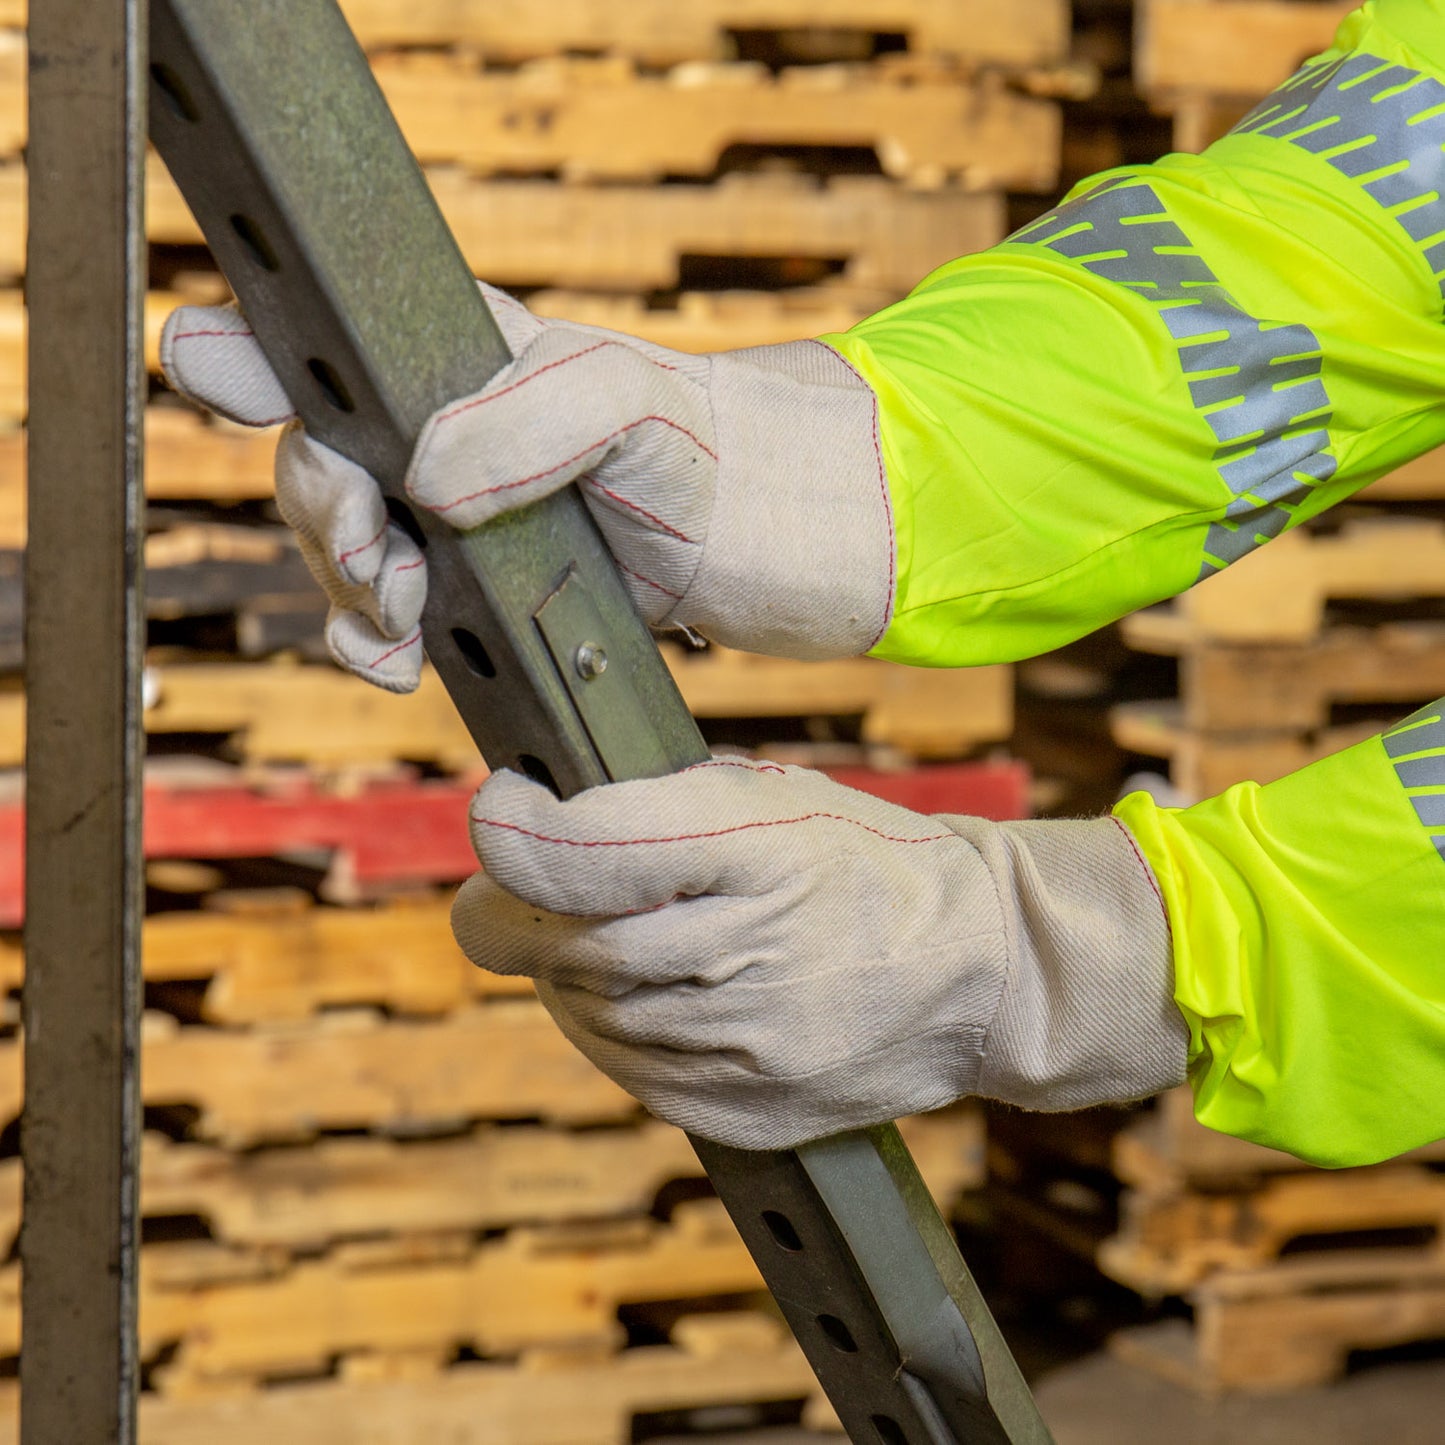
[385,496,428,551]
[150,63,200,122]
[306,357,355,413]
[817,1314,859,1353]
[871,1415,908,1445]
[517,754,561,797]
[229,213,280,272]
[761,1210,803,1252]
[450,628,496,679]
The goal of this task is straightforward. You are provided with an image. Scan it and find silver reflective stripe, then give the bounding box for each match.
[1382,701,1445,857]
[1233,54,1445,305]
[1011,178,1336,579]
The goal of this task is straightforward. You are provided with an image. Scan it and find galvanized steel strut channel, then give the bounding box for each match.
[147,3,1051,1439]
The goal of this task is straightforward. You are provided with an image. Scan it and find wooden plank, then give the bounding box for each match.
[0,1002,638,1145]
[1100,1164,1445,1297]
[0,1123,696,1253]
[0,1201,768,1381]
[1110,698,1383,797]
[0,0,1072,68]
[662,644,1014,756]
[367,55,1062,188]
[0,53,1060,189]
[1121,616,1445,733]
[1137,0,1351,99]
[1169,519,1445,644]
[336,0,1071,67]
[143,164,1004,291]
[1,161,1005,289]
[0,651,1010,770]
[1112,1254,1445,1391]
[0,1314,821,1444]
[0,1103,982,1255]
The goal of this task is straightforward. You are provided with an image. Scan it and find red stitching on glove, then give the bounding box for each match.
[470,811,955,849]
[418,416,717,514]
[171,328,256,341]
[683,760,787,777]
[434,339,682,430]
[394,558,425,574]
[808,340,894,652]
[617,559,683,601]
[583,476,697,544]
[338,522,387,567]
[368,629,423,669]
[1108,815,1174,950]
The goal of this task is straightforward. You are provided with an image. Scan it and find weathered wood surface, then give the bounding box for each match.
[0,48,1060,190]
[0,1002,635,1143]
[0,0,1071,67]
[0,1313,821,1444]
[1178,519,1445,644]
[1122,614,1445,734]
[0,1104,983,1253]
[0,649,1012,769]
[1101,1163,1445,1296]
[1110,698,1380,797]
[0,1200,765,1380]
[1137,0,1351,100]
[1112,1252,1445,1392]
[366,55,1061,187]
[0,161,1004,287]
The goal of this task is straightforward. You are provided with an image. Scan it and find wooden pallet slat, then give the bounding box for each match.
[1122,614,1445,734]
[339,0,1071,68]
[1101,1163,1445,1297]
[0,1001,635,1145]
[1112,1253,1445,1392]
[0,1313,821,1445]
[369,55,1061,188]
[0,160,1006,290]
[0,1102,983,1256]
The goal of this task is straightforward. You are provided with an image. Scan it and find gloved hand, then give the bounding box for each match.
[451,756,1188,1150]
[160,284,896,692]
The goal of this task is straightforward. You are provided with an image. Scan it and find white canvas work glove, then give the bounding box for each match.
[451,756,1189,1150]
[160,283,896,693]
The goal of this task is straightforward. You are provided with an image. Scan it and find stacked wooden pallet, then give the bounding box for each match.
[1110,470,1445,798]
[1135,0,1352,152]
[0,0,1085,546]
[1101,1089,1445,1392]
[4,2,1078,1437]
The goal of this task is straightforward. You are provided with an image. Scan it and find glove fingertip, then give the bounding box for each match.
[160,304,297,428]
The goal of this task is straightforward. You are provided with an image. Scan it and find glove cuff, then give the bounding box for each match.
[688,339,896,659]
[948,814,1187,1112]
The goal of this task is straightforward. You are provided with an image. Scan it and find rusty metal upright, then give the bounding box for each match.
[23,3,147,1442]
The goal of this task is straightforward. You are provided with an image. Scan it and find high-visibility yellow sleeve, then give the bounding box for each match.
[1115,702,1445,1167]
[820,0,1445,666]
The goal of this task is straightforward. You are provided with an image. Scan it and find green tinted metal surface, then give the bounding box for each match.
[148,3,1052,1438]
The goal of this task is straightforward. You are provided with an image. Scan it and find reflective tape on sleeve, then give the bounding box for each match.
[1011,177,1337,578]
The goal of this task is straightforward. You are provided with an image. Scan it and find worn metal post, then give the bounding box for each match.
[22,2,147,1441]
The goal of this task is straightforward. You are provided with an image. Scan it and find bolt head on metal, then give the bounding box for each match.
[575,642,608,680]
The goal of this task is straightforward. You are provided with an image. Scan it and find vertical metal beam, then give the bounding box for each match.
[22,2,147,1441]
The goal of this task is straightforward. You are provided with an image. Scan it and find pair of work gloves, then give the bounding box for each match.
[162,287,1187,1151]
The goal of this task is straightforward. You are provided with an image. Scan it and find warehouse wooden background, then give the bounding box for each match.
[4,1,1445,1441]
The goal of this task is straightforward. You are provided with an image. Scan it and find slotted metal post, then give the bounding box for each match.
[23,2,147,1441]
